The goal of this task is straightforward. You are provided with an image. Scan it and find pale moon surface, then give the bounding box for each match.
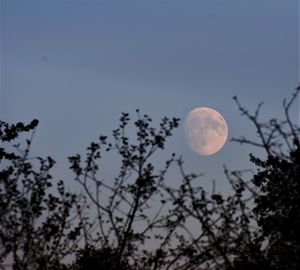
[185,107,228,156]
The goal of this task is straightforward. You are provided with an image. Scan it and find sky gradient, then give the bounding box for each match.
[1,0,299,192]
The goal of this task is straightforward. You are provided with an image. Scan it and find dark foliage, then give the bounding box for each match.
[250,145,300,269]
[68,111,253,269]
[0,120,82,270]
[1,88,299,270]
[71,245,130,270]
[230,87,300,269]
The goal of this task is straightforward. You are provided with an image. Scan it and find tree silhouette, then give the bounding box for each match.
[68,111,253,269]
[230,87,300,269]
[232,143,300,270]
[1,88,299,269]
[0,120,83,270]
[68,112,185,269]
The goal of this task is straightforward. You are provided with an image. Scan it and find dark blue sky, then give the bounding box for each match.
[1,0,298,191]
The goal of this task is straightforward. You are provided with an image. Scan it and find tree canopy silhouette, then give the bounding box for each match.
[1,88,299,270]
[0,120,82,270]
[230,88,300,270]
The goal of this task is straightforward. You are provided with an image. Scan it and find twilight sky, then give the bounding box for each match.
[1,0,299,192]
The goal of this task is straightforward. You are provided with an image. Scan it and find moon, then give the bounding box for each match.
[184,107,228,156]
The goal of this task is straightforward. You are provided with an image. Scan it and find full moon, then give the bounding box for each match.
[184,107,228,156]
